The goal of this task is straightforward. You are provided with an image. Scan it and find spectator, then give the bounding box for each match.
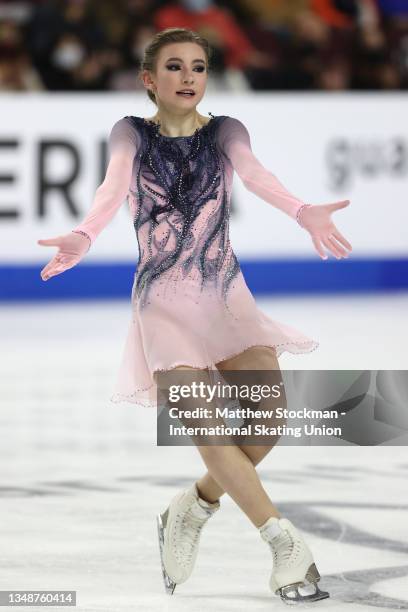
[0,18,44,90]
[318,57,351,88]
[311,0,357,28]
[154,0,273,72]
[237,0,310,31]
[0,0,406,91]
[109,24,158,91]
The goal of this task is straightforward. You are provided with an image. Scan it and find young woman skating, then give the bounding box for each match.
[38,28,352,604]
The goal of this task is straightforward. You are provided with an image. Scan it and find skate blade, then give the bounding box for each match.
[277,564,329,605]
[156,511,176,595]
[278,582,329,605]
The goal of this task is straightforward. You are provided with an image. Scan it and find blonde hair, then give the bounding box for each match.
[139,28,212,106]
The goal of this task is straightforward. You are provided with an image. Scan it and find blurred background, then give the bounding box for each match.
[1,0,408,92]
[1,1,408,611]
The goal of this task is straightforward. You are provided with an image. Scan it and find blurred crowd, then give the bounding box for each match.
[1,0,408,92]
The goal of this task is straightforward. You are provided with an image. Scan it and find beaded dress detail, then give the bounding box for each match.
[72,113,319,407]
[129,114,239,312]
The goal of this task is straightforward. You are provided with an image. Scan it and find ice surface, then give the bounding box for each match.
[1,293,407,611]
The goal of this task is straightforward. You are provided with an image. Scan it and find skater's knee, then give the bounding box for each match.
[216,345,279,371]
[239,443,277,466]
[153,365,210,390]
[197,441,238,458]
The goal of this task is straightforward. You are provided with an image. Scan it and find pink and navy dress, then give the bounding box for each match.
[73,113,319,406]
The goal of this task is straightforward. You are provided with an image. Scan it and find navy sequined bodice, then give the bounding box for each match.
[125,113,240,309]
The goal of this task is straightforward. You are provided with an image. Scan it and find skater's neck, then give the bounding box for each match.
[144,110,210,138]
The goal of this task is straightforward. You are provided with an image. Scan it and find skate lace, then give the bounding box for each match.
[173,505,212,566]
[269,530,296,568]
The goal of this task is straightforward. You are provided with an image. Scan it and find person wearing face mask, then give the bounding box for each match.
[52,34,86,71]
[42,33,85,89]
[49,32,111,91]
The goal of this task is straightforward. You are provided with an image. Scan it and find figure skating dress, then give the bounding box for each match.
[72,113,319,407]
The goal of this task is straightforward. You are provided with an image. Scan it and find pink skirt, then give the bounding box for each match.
[110,271,319,407]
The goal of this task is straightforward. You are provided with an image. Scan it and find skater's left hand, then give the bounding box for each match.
[37,231,90,281]
[298,200,352,260]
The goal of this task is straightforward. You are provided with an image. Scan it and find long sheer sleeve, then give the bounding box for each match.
[71,116,140,244]
[217,116,307,221]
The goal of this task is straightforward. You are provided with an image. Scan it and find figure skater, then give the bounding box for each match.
[37,27,352,604]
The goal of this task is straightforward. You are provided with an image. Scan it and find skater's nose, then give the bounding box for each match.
[182,71,194,82]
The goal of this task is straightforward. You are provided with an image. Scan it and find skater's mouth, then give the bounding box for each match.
[176,89,196,97]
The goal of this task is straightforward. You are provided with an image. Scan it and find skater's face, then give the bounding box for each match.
[144,42,208,111]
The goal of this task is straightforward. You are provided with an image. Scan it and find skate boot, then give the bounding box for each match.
[156,482,220,595]
[259,516,329,605]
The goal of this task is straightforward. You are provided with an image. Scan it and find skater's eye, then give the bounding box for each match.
[166,64,205,72]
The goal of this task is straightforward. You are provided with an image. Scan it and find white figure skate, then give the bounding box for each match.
[156,482,220,594]
[259,516,329,605]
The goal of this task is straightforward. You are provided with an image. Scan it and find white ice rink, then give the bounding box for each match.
[1,293,408,611]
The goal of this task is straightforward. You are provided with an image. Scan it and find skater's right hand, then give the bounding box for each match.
[37,231,91,281]
[297,200,352,260]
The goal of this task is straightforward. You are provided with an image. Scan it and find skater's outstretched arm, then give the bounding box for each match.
[37,117,140,281]
[218,116,352,260]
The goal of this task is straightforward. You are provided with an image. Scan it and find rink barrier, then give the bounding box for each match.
[1,257,408,300]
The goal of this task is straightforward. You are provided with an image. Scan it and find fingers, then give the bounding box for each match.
[41,267,63,281]
[41,260,61,280]
[41,262,71,280]
[40,260,55,279]
[41,266,62,281]
[321,236,347,259]
[37,236,62,247]
[40,254,72,281]
[327,233,350,258]
[311,236,328,260]
[332,228,352,251]
[328,199,350,212]
[312,232,351,260]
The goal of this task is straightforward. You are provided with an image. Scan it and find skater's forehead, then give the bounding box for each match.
[164,57,206,64]
[157,42,207,63]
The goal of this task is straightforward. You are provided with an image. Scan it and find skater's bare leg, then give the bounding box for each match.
[195,443,275,504]
[155,349,285,527]
[196,442,280,526]
[196,345,283,508]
